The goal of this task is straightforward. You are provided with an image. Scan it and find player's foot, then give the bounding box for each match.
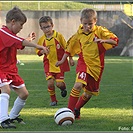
[74,108,80,119]
[0,119,16,129]
[10,116,25,124]
[50,101,57,106]
[61,89,67,97]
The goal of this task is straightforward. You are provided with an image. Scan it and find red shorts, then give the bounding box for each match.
[45,72,64,82]
[0,73,25,88]
[76,72,100,96]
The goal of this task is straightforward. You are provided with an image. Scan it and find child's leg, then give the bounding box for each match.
[56,81,67,97]
[9,86,28,121]
[0,93,10,122]
[75,92,92,110]
[0,85,11,122]
[75,74,100,118]
[67,88,80,112]
[0,93,16,128]
[47,78,57,105]
[55,72,67,97]
[0,85,16,128]
[67,82,83,111]
[68,72,87,112]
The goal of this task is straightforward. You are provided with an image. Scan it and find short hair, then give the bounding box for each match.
[6,6,27,23]
[80,8,97,20]
[39,16,53,26]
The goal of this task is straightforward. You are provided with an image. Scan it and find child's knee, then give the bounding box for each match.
[83,92,92,99]
[73,82,83,91]
[56,82,65,88]
[22,90,29,100]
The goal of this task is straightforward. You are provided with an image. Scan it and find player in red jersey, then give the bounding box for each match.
[0,7,49,129]
[56,8,119,119]
[36,16,74,106]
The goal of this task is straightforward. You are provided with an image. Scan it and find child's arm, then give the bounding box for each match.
[94,38,117,45]
[55,53,69,67]
[22,39,49,55]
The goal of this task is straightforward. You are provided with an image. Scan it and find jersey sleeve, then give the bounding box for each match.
[0,29,24,51]
[36,36,45,56]
[57,33,67,49]
[99,27,119,50]
[66,34,81,56]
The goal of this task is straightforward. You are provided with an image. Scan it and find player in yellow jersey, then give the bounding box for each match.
[36,16,74,106]
[56,8,119,118]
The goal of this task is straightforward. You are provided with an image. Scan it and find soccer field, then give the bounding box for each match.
[1,55,132,132]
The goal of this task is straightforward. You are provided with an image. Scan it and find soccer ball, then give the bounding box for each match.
[54,108,75,126]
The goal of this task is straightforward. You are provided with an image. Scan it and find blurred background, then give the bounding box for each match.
[0,1,133,56]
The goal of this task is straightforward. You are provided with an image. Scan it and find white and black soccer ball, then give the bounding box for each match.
[54,108,75,126]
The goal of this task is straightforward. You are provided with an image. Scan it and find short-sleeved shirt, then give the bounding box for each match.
[36,30,70,73]
[0,26,24,74]
[66,24,119,81]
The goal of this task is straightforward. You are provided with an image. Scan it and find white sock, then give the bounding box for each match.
[9,97,26,119]
[0,93,10,123]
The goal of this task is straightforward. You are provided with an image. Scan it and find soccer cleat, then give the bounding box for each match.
[61,89,67,97]
[50,101,57,106]
[10,116,25,124]
[74,108,80,119]
[0,119,16,129]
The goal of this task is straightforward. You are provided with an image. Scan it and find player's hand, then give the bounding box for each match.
[27,32,36,42]
[37,46,49,55]
[69,58,75,66]
[55,61,62,67]
[43,47,49,55]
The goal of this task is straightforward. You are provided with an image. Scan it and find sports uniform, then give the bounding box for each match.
[0,6,48,128]
[36,30,70,78]
[0,26,25,89]
[0,26,26,128]
[66,24,118,115]
[66,24,118,95]
[36,30,70,105]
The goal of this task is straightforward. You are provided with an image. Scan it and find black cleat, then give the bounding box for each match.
[61,89,67,97]
[74,108,80,119]
[0,119,16,129]
[10,116,25,124]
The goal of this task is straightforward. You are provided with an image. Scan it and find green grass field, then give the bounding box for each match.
[0,55,132,132]
[0,1,132,18]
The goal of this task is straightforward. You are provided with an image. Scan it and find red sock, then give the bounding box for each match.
[75,94,92,110]
[48,87,57,102]
[68,88,80,111]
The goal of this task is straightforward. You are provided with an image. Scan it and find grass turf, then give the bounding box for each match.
[0,55,132,132]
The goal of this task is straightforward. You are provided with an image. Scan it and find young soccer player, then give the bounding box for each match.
[56,8,119,119]
[36,16,73,106]
[0,7,49,129]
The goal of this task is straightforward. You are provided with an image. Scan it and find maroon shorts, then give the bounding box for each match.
[76,72,100,95]
[45,72,65,82]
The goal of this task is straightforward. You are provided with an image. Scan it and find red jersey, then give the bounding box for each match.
[0,26,25,74]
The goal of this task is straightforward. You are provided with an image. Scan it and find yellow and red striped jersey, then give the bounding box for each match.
[36,30,70,73]
[66,24,119,81]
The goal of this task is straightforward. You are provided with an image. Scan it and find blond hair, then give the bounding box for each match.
[80,8,97,20]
